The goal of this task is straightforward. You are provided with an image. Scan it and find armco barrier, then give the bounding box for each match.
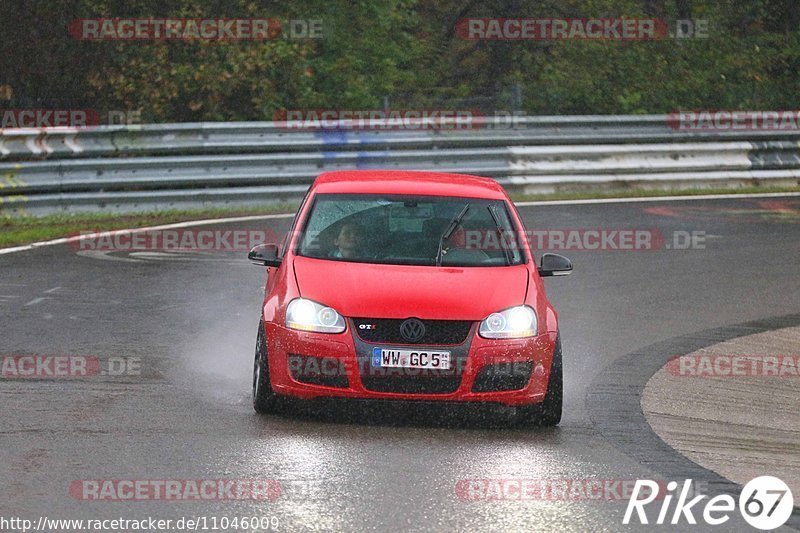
[1,116,799,214]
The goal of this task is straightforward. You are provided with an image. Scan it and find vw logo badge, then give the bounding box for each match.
[400,318,426,342]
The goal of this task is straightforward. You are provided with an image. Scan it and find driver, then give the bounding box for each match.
[331,222,366,259]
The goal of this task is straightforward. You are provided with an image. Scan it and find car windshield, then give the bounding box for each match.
[297,194,524,267]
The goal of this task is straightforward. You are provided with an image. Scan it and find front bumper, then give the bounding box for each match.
[264,320,558,407]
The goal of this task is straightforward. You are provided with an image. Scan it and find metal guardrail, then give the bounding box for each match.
[2,116,799,214]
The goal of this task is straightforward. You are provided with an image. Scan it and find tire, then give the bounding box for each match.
[253,321,279,414]
[515,333,563,427]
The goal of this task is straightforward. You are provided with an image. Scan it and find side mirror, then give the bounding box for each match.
[538,253,572,277]
[248,244,282,267]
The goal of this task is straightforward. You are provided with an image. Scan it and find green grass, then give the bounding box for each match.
[2,185,799,249]
[0,203,299,249]
[509,184,800,202]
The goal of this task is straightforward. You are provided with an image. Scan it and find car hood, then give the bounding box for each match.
[292,256,529,320]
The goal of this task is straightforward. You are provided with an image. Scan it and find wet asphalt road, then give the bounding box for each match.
[1,196,799,532]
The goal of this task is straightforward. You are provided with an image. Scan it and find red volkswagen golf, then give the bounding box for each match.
[248,170,572,426]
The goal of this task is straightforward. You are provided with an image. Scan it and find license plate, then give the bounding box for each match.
[372,347,451,370]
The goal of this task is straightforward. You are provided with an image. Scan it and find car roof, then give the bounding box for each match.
[310,170,508,200]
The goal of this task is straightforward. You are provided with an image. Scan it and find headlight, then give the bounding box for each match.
[479,305,537,339]
[286,298,346,333]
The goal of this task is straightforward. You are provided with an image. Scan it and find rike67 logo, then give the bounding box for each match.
[624,476,794,530]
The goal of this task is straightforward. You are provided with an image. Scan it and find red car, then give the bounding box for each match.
[248,170,572,426]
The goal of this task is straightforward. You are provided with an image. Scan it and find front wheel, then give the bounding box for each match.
[516,334,563,427]
[253,321,279,414]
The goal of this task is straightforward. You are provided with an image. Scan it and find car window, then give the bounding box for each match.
[297,193,524,266]
[279,189,312,258]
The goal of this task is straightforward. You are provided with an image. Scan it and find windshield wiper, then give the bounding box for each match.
[487,205,513,266]
[436,204,470,266]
